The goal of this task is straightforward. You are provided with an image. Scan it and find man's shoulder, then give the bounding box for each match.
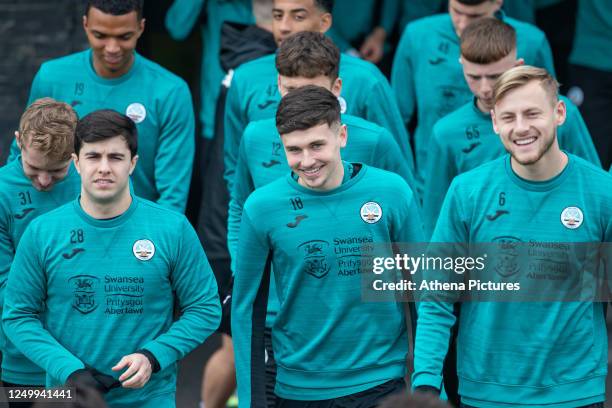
[27,200,76,231]
[243,176,291,214]
[243,118,277,148]
[505,16,546,40]
[360,165,410,192]
[137,54,189,91]
[570,154,612,184]
[339,54,387,82]
[453,156,506,190]
[434,102,476,134]
[403,14,452,39]
[134,197,188,225]
[234,53,276,77]
[343,114,384,136]
[36,51,88,78]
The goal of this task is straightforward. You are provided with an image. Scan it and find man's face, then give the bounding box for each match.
[462,52,520,110]
[73,135,138,205]
[272,0,332,45]
[19,142,71,192]
[278,74,341,97]
[83,7,144,78]
[449,0,502,37]
[282,122,347,191]
[492,80,566,166]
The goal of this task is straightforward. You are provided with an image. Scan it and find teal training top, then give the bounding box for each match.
[165,0,253,138]
[391,12,555,193]
[224,53,413,191]
[328,0,397,52]
[0,158,80,385]
[8,50,195,213]
[228,115,416,326]
[422,97,601,236]
[413,154,612,407]
[2,197,220,406]
[232,163,424,404]
[569,0,612,72]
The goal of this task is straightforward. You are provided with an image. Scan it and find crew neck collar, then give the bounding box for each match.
[85,49,140,85]
[74,194,138,227]
[504,153,573,192]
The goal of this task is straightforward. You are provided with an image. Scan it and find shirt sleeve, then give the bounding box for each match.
[154,81,196,213]
[374,129,417,194]
[558,98,602,168]
[2,223,85,384]
[391,27,417,148]
[412,180,468,390]
[228,136,255,273]
[422,124,456,238]
[380,0,400,34]
[142,217,221,369]
[0,207,14,309]
[365,72,415,170]
[223,72,249,193]
[164,0,205,40]
[534,30,556,77]
[231,208,271,408]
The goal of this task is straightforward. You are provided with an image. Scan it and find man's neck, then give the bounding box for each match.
[476,97,491,114]
[80,189,132,219]
[93,53,135,79]
[511,146,568,182]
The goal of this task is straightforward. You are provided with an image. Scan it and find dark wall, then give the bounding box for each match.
[0,1,88,164]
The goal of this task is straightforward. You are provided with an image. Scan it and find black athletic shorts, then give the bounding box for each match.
[274,378,406,408]
[461,402,604,408]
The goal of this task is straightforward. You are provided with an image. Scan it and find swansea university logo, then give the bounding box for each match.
[298,240,331,278]
[69,275,100,314]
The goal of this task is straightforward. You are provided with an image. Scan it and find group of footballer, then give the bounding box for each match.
[0,1,611,408]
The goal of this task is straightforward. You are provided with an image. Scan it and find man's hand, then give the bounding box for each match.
[360,27,386,63]
[112,353,153,389]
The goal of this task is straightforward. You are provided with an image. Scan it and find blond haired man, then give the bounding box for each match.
[0,98,81,403]
[413,66,612,408]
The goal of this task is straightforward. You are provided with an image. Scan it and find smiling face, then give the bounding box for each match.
[449,0,502,37]
[492,80,566,166]
[281,122,347,191]
[20,145,71,192]
[73,135,138,206]
[83,7,144,78]
[272,0,331,45]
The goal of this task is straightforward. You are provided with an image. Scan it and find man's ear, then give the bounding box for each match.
[129,155,139,175]
[72,153,81,174]
[491,109,499,134]
[319,13,332,33]
[15,131,22,149]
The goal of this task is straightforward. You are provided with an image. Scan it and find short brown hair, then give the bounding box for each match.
[461,18,516,64]
[276,85,340,135]
[19,97,77,161]
[276,31,340,81]
[493,65,559,107]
